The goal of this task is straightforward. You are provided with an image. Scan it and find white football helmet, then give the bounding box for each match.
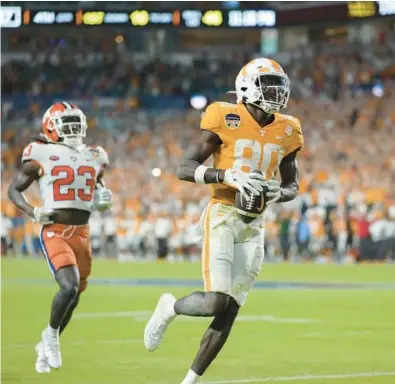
[42,102,87,148]
[235,58,290,115]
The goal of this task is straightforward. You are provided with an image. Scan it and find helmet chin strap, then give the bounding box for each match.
[63,136,83,148]
[249,100,276,115]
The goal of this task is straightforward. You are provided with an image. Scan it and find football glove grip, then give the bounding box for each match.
[265,179,282,205]
[92,187,113,212]
[223,169,266,200]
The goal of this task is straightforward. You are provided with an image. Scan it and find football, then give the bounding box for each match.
[235,170,268,224]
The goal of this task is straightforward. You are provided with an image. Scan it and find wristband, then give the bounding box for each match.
[194,165,208,184]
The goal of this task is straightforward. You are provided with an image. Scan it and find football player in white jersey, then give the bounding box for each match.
[8,102,113,373]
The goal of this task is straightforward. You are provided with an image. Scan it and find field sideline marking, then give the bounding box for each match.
[4,277,395,290]
[204,371,395,383]
[73,311,317,324]
[2,338,141,350]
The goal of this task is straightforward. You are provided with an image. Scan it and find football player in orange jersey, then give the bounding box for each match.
[144,59,304,383]
[8,102,113,373]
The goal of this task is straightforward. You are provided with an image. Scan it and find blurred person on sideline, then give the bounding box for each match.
[357,205,372,261]
[388,207,395,262]
[1,212,13,256]
[279,211,292,262]
[295,213,313,261]
[154,210,173,261]
[103,210,119,258]
[89,211,103,257]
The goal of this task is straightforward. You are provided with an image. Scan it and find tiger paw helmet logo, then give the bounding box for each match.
[225,114,241,130]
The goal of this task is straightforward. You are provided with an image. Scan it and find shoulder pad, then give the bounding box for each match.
[278,113,301,128]
[281,114,303,156]
[21,142,46,164]
[88,146,109,166]
[200,102,237,133]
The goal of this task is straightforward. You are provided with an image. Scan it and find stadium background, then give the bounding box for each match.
[1,2,395,384]
[2,1,395,263]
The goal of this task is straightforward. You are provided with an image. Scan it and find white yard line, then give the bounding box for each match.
[2,312,316,350]
[204,371,395,383]
[73,311,317,324]
[74,310,150,319]
[2,338,141,350]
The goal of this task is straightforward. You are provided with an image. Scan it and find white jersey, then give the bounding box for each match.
[22,141,108,212]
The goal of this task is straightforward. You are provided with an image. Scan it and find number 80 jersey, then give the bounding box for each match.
[22,141,109,212]
[201,102,304,206]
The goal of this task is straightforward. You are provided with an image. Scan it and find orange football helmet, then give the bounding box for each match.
[41,102,87,147]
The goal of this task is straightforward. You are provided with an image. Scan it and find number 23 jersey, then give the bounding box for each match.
[22,142,109,212]
[201,102,304,206]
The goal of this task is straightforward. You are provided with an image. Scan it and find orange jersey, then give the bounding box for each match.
[201,102,303,206]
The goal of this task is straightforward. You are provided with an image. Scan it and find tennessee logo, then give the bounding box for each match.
[225,114,241,130]
[49,156,59,161]
[285,125,293,136]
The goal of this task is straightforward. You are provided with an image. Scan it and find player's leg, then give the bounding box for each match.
[179,225,264,384]
[144,204,234,349]
[59,225,92,335]
[36,266,79,372]
[50,266,80,330]
[38,225,80,370]
[175,204,236,316]
[174,291,230,316]
[40,266,79,370]
[59,291,81,334]
[180,296,239,384]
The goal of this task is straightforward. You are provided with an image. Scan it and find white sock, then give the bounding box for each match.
[169,302,176,317]
[46,325,59,338]
[181,369,200,384]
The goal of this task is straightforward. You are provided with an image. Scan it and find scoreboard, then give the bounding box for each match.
[1,2,394,29]
[1,7,276,28]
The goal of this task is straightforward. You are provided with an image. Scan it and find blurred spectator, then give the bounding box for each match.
[278,212,292,261]
[90,211,103,257]
[357,206,372,261]
[1,213,13,257]
[295,214,313,261]
[154,213,173,260]
[103,212,119,258]
[2,38,395,263]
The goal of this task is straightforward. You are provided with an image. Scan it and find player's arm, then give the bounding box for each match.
[177,130,265,199]
[92,155,112,212]
[7,161,53,224]
[176,130,224,183]
[96,166,106,188]
[276,149,300,203]
[8,161,40,218]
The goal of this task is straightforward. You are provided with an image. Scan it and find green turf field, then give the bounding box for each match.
[2,259,395,384]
